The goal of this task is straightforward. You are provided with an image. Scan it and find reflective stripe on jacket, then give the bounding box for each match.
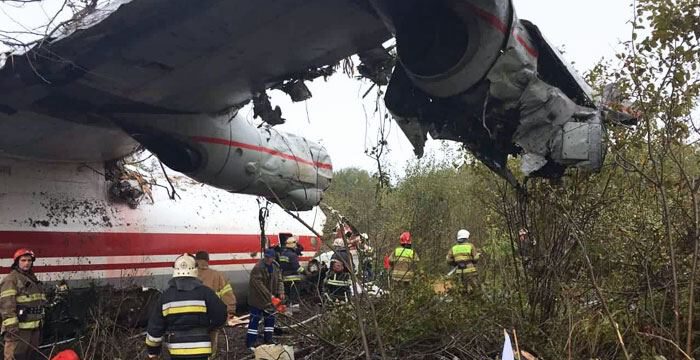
[389,246,419,282]
[279,248,304,282]
[0,269,46,331]
[196,260,237,315]
[447,242,479,274]
[145,277,226,359]
[325,272,352,287]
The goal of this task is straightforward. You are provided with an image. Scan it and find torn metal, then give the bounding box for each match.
[357,46,395,86]
[370,0,607,182]
[253,92,285,126]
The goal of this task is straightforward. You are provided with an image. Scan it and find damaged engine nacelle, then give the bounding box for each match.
[116,112,332,211]
[370,0,604,181]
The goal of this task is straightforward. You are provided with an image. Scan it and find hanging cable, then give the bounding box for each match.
[257,197,270,258]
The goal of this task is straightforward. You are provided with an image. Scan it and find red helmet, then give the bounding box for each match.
[399,231,411,245]
[52,350,80,360]
[13,248,35,262]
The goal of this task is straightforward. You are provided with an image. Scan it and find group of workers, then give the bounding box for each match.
[0,228,482,359]
[0,248,238,359]
[386,228,481,293]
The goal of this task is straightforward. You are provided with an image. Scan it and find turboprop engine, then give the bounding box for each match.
[369,0,605,183]
[116,111,331,211]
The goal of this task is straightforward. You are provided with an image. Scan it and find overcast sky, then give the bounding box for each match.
[1,0,635,176]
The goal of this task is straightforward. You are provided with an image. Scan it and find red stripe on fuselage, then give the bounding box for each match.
[0,231,316,258]
[191,136,333,170]
[0,256,312,275]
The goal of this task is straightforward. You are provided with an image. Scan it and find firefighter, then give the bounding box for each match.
[194,250,237,358]
[145,254,227,359]
[358,234,375,281]
[389,232,419,286]
[446,229,480,294]
[304,259,324,297]
[246,249,285,350]
[331,238,354,273]
[324,259,352,303]
[278,237,304,312]
[1,248,47,360]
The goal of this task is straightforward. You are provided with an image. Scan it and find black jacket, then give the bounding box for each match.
[145,277,226,358]
[331,248,354,272]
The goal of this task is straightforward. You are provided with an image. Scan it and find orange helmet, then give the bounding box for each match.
[13,248,35,262]
[399,232,411,245]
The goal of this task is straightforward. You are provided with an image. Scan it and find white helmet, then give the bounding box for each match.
[457,229,470,242]
[285,237,298,249]
[333,238,345,248]
[173,253,198,278]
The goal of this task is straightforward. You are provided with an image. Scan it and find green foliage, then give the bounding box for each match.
[319,1,700,358]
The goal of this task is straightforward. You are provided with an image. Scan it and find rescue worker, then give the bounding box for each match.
[446,229,481,294]
[304,259,324,297]
[358,234,374,281]
[330,238,354,273]
[268,237,282,263]
[389,232,419,286]
[1,248,47,360]
[324,259,352,303]
[145,254,227,359]
[278,237,304,312]
[194,250,237,358]
[517,228,534,269]
[246,249,285,350]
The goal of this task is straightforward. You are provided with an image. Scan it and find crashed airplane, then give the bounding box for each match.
[0,0,607,189]
[0,0,608,288]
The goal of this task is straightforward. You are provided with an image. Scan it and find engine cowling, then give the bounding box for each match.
[116,111,331,211]
[371,0,605,181]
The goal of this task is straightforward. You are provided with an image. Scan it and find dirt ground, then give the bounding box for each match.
[216,301,323,359]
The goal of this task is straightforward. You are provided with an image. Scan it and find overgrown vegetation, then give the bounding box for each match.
[315,1,700,358]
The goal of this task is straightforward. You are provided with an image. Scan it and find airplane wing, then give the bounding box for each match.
[0,0,610,207]
[0,0,390,162]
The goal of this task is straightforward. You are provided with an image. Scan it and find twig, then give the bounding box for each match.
[512,328,521,360]
[552,190,632,360]
[638,332,693,360]
[158,160,180,200]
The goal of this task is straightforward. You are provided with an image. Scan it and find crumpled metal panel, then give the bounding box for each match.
[375,0,605,181]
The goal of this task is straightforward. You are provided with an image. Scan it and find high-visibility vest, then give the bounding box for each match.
[391,247,417,281]
[394,247,415,261]
[451,243,477,274]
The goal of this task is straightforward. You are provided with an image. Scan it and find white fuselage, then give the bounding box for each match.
[0,156,325,302]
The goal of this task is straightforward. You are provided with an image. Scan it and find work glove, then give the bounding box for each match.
[271,296,282,307]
